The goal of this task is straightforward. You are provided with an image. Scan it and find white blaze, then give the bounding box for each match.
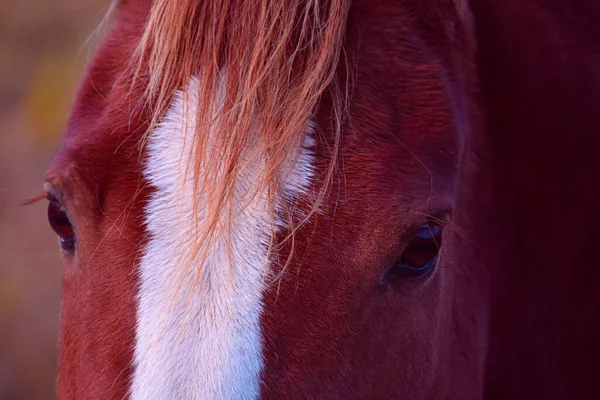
[131,79,313,399]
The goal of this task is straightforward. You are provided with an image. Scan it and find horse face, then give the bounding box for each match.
[261,3,481,398]
[45,0,481,398]
[45,2,152,398]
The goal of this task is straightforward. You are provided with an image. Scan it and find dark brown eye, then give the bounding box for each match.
[47,199,75,251]
[388,222,443,281]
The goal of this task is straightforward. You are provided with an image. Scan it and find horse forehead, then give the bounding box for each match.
[47,0,467,202]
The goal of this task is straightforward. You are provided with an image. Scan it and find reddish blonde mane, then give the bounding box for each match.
[131,0,351,278]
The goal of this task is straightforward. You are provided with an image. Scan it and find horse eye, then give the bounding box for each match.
[389,222,443,281]
[47,199,75,251]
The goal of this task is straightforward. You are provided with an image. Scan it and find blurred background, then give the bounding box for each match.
[0,1,109,398]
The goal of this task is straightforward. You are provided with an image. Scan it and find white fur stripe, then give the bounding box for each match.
[131,78,313,399]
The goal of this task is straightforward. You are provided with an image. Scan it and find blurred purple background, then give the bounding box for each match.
[0,1,109,398]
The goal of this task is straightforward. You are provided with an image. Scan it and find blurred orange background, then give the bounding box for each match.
[0,1,109,398]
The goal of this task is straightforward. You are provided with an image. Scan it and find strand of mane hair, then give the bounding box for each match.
[129,0,351,290]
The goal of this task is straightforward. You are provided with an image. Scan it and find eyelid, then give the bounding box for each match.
[43,182,57,199]
[42,181,66,204]
[415,224,440,239]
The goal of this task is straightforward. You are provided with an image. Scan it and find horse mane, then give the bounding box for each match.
[130,0,351,278]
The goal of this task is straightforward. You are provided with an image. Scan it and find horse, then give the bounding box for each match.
[40,0,600,398]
